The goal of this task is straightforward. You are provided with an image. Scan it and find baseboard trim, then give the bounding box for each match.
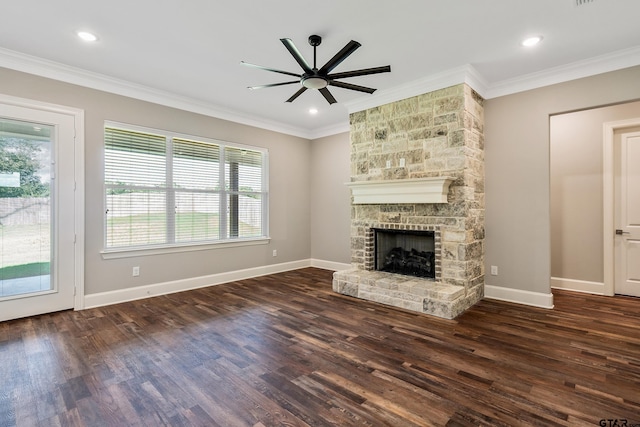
[83,259,312,309]
[310,259,352,271]
[484,285,554,309]
[550,277,605,295]
[88,260,561,311]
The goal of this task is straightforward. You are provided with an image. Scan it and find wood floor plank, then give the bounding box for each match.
[1,268,640,426]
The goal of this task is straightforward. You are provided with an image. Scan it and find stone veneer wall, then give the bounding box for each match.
[333,83,485,319]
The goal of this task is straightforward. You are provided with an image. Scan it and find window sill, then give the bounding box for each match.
[101,237,271,260]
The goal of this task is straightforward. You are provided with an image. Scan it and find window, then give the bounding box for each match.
[104,123,268,251]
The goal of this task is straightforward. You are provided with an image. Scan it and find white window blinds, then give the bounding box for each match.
[105,128,167,248]
[225,147,263,239]
[104,124,268,250]
[173,138,221,243]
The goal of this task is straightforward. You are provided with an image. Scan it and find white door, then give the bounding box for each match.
[615,130,640,297]
[0,102,77,321]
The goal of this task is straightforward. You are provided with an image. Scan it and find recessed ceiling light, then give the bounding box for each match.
[309,108,319,115]
[77,31,98,42]
[521,36,543,47]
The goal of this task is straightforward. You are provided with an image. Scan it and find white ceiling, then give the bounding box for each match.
[2,0,640,139]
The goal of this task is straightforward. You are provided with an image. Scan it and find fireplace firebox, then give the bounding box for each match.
[374,228,435,279]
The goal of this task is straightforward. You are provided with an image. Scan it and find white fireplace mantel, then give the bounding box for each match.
[346,177,455,204]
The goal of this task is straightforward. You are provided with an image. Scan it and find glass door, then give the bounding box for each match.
[0,118,53,298]
[0,100,77,322]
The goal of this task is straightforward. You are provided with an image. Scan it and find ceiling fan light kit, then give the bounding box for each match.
[301,76,328,89]
[242,34,391,105]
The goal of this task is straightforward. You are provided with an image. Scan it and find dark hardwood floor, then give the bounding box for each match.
[1,268,639,426]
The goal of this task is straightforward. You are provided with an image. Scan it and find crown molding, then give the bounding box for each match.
[484,45,640,99]
[3,44,640,139]
[341,45,640,114]
[0,47,315,139]
[308,121,350,140]
[343,64,489,114]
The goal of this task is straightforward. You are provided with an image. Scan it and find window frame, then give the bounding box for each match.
[101,121,269,259]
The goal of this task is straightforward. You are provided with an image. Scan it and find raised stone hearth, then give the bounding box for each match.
[333,83,485,319]
[333,269,470,319]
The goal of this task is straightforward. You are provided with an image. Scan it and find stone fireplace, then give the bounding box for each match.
[333,83,485,319]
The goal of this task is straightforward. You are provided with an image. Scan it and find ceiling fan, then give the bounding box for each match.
[241,35,391,105]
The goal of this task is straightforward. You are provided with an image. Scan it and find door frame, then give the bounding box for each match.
[603,118,640,296]
[0,93,85,310]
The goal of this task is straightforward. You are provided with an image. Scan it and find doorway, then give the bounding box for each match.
[0,95,84,321]
[550,102,640,297]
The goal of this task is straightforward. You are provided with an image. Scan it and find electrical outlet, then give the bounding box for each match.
[490,265,498,276]
[399,158,406,167]
[132,266,140,277]
[272,249,277,257]
[385,160,391,168]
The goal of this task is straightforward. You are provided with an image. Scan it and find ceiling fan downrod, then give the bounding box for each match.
[308,34,322,70]
[302,34,328,89]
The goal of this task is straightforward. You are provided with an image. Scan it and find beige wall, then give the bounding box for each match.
[550,101,640,284]
[0,67,311,295]
[485,65,640,294]
[309,132,351,264]
[4,63,640,301]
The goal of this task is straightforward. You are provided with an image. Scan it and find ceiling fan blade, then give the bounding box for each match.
[248,81,300,90]
[329,65,391,79]
[329,80,376,94]
[241,61,302,78]
[286,87,308,103]
[280,38,313,74]
[319,87,337,104]
[318,40,361,75]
